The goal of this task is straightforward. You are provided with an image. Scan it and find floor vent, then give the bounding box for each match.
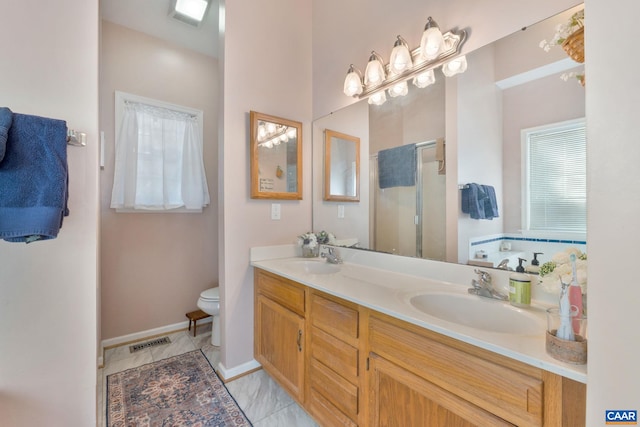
[129,337,171,353]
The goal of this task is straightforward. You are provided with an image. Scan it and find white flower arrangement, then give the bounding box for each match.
[539,247,587,295]
[539,9,584,52]
[297,231,336,249]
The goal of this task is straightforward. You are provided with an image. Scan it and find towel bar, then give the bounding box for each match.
[66,129,86,146]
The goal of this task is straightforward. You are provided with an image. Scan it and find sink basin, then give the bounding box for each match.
[409,292,545,335]
[291,260,341,275]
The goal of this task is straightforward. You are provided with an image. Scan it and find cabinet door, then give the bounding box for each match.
[255,294,305,402]
[368,354,515,427]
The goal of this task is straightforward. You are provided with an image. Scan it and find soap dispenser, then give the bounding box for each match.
[509,258,531,307]
[525,252,543,274]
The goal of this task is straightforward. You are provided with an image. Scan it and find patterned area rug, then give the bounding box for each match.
[107,350,252,426]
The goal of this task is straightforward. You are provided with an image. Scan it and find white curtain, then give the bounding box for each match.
[111,102,210,211]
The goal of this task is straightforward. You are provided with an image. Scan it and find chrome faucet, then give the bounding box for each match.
[469,269,508,301]
[496,258,511,270]
[321,247,342,264]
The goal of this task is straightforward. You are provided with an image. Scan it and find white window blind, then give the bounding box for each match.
[524,120,586,232]
[111,92,210,212]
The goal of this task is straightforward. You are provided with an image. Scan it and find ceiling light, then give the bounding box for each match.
[170,0,210,27]
[413,69,436,88]
[364,51,386,87]
[343,64,363,97]
[389,36,413,75]
[420,17,445,60]
[442,55,468,77]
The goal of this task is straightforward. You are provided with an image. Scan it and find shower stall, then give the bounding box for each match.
[370,140,446,260]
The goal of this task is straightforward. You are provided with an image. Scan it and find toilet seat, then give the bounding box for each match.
[200,287,219,301]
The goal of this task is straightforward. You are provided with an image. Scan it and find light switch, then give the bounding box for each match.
[338,204,345,218]
[271,203,281,220]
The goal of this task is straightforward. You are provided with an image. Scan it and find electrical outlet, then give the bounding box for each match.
[271,203,281,220]
[338,204,345,218]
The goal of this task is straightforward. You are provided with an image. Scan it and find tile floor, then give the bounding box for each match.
[98,322,318,427]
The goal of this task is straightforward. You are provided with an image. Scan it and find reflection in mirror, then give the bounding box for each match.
[313,5,586,270]
[324,129,360,202]
[250,111,302,200]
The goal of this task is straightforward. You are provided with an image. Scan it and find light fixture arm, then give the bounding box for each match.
[357,29,467,100]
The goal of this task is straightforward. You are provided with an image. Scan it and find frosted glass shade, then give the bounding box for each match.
[389,37,413,75]
[388,81,408,97]
[413,69,436,88]
[442,55,468,77]
[420,27,444,60]
[343,66,363,96]
[365,57,386,87]
[368,91,387,106]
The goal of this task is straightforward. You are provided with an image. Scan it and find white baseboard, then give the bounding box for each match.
[217,359,262,382]
[101,317,213,350]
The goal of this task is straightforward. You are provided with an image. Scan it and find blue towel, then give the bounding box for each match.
[0,107,12,163]
[461,183,487,219]
[378,144,416,189]
[0,113,69,243]
[481,184,499,220]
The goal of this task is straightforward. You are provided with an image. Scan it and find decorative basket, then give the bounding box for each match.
[561,26,585,63]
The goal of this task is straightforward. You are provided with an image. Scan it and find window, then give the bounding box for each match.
[522,119,586,233]
[111,91,210,212]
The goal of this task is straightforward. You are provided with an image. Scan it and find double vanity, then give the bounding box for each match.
[251,245,586,427]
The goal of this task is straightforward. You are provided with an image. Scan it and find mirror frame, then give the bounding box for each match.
[250,111,303,200]
[323,129,360,202]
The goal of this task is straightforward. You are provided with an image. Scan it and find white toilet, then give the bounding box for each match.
[197,287,220,346]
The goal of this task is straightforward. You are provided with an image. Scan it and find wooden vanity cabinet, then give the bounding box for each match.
[366,311,586,427]
[254,269,306,403]
[254,269,586,426]
[307,291,360,427]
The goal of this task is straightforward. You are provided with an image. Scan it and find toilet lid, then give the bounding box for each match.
[200,287,219,301]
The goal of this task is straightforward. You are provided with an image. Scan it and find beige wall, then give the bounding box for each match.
[100,21,219,340]
[0,1,98,425]
[219,0,313,376]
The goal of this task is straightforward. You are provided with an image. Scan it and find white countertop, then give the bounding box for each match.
[250,245,587,384]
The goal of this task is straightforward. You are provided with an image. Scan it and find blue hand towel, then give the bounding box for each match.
[0,107,12,163]
[378,144,416,189]
[461,183,487,219]
[0,113,69,243]
[481,184,499,220]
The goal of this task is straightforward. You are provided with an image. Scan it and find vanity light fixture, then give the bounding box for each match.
[442,55,468,77]
[342,17,468,105]
[343,64,364,97]
[389,36,413,75]
[420,17,445,60]
[256,120,297,149]
[169,0,210,27]
[364,51,386,87]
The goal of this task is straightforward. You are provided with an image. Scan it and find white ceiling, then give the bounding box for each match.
[100,0,219,58]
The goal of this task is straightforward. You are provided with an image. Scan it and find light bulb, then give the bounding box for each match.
[388,81,408,97]
[442,55,468,77]
[266,122,276,134]
[280,134,288,142]
[420,17,445,60]
[343,64,363,96]
[264,140,273,149]
[368,91,387,106]
[389,36,413,75]
[257,124,266,141]
[286,128,296,139]
[364,51,386,87]
[413,69,436,88]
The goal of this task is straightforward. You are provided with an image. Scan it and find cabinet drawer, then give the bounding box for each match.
[369,316,543,427]
[311,292,358,343]
[311,326,358,381]
[255,269,305,316]
[309,358,359,421]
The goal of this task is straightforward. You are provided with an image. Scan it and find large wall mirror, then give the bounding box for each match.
[312,4,586,270]
[250,111,302,200]
[324,129,360,202]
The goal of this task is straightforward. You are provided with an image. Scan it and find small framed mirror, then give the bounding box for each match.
[324,129,360,202]
[250,111,302,200]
